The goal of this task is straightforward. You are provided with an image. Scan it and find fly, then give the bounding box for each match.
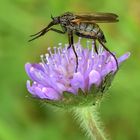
[29,12,119,71]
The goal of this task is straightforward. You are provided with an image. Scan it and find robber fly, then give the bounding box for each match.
[29,12,119,71]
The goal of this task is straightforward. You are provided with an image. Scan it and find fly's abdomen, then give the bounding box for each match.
[75,23,100,39]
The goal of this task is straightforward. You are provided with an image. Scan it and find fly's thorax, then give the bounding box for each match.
[59,12,76,28]
[60,22,76,31]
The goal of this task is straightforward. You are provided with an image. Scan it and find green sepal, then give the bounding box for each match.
[99,71,116,93]
[43,85,102,109]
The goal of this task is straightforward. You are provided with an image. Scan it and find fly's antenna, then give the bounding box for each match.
[51,14,54,20]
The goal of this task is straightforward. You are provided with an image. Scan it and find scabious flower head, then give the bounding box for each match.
[25,38,130,107]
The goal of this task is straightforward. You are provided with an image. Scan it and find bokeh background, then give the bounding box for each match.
[0,0,140,140]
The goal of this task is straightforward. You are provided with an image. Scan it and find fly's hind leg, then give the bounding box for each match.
[75,31,99,54]
[98,39,119,70]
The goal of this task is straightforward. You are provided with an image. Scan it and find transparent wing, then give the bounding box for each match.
[72,12,119,23]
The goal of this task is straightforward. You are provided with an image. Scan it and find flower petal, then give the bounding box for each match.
[42,87,61,100]
[71,72,85,93]
[118,52,131,64]
[89,70,101,87]
[25,63,55,88]
[26,80,60,100]
[26,80,36,96]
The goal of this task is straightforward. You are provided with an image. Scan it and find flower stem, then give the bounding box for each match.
[72,106,107,140]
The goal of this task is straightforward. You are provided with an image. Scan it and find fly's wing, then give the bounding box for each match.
[72,12,119,23]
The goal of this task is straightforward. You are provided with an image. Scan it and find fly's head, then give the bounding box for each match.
[51,15,60,25]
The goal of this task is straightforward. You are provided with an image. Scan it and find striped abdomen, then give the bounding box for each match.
[74,22,106,42]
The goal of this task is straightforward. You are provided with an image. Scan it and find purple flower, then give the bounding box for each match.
[25,38,130,105]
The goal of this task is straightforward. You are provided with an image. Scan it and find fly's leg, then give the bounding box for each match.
[98,39,119,70]
[29,27,66,42]
[29,21,54,41]
[75,31,99,54]
[48,28,66,34]
[93,39,98,54]
[68,32,78,72]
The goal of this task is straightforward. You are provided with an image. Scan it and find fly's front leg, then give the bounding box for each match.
[68,32,78,72]
[29,28,66,42]
[48,28,66,34]
[29,21,55,41]
[67,35,72,49]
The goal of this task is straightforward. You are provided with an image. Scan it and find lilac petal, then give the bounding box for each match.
[27,80,60,100]
[27,80,36,96]
[89,70,101,87]
[41,87,61,100]
[34,87,47,99]
[25,63,34,80]
[25,63,45,83]
[25,63,56,88]
[25,63,44,77]
[25,64,48,85]
[32,63,45,71]
[118,52,131,64]
[67,87,76,93]
[71,72,85,93]
[100,54,118,76]
[101,61,116,76]
[55,82,66,93]
[27,80,47,98]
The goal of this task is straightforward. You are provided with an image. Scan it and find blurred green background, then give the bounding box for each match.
[0,0,140,140]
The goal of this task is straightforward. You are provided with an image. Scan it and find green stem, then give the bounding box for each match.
[72,106,107,140]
